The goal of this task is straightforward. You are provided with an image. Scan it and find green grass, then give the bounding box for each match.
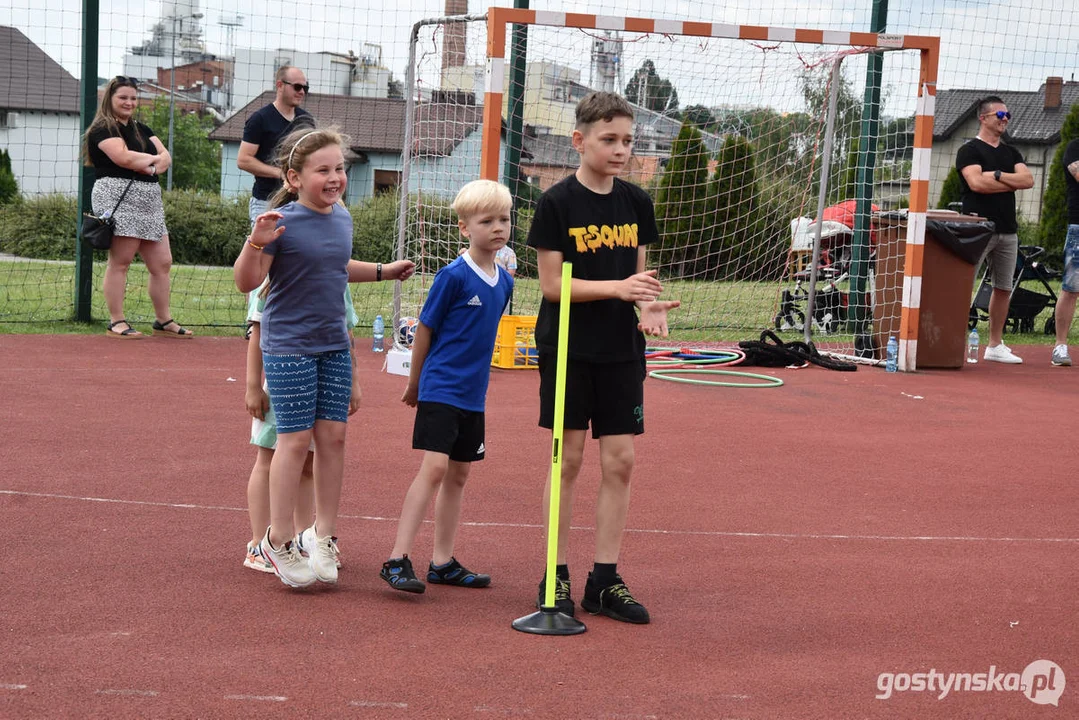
[1,257,1074,345]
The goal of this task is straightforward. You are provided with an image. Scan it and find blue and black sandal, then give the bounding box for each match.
[380,555,426,594]
[427,558,491,588]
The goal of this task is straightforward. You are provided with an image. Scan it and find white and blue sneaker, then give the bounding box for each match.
[1051,344,1072,367]
[243,541,274,574]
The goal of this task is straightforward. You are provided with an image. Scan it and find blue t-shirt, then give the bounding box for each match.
[260,202,353,355]
[418,254,513,412]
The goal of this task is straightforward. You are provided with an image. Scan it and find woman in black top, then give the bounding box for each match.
[82,76,192,339]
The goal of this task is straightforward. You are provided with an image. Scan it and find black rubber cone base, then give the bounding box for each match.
[512,607,587,635]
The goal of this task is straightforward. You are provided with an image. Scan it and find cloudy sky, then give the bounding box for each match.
[2,0,1075,113]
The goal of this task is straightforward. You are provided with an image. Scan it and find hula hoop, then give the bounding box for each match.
[648,368,784,388]
[645,347,746,368]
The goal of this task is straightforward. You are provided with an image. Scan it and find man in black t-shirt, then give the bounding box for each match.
[1050,138,1079,367]
[526,91,680,626]
[238,65,312,222]
[956,95,1034,363]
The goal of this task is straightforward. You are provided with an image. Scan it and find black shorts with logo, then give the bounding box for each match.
[538,350,645,438]
[413,401,486,462]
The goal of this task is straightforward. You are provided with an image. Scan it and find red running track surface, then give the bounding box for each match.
[0,335,1076,719]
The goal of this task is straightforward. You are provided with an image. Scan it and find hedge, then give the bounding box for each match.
[0,190,436,266]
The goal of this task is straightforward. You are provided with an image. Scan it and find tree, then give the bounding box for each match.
[624,60,679,114]
[683,104,716,130]
[654,122,711,277]
[1038,102,1079,259]
[937,166,962,209]
[802,67,862,198]
[138,99,221,191]
[710,134,759,279]
[0,149,18,204]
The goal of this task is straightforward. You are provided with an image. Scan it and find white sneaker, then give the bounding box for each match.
[1051,344,1072,367]
[243,541,274,574]
[260,528,316,588]
[983,344,1023,364]
[301,525,339,584]
[296,526,342,569]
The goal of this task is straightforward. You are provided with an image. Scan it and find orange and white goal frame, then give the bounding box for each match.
[479,7,940,372]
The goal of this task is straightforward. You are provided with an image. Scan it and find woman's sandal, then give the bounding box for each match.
[106,319,143,339]
[152,318,194,339]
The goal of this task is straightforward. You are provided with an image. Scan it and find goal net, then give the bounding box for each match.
[397,10,936,367]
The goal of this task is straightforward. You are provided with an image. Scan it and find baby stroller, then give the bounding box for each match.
[968,244,1059,335]
[775,219,854,334]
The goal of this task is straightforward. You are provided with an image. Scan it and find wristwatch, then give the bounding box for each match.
[994,169,1002,182]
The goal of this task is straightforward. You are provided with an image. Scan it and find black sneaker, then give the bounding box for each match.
[380,555,426,594]
[536,575,574,616]
[427,558,491,588]
[581,573,650,624]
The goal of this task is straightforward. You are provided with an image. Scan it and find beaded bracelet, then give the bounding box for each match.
[247,239,266,251]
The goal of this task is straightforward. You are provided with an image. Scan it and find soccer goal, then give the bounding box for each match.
[396,8,939,371]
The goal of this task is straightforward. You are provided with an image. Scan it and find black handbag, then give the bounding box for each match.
[81,177,136,250]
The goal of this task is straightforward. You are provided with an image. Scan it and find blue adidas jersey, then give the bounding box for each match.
[418,254,513,411]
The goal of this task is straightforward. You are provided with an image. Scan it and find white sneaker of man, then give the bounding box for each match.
[301,525,339,584]
[1051,344,1072,367]
[983,343,1023,364]
[260,528,316,588]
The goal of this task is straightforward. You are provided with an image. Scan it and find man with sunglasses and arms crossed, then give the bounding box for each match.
[237,65,312,223]
[956,96,1034,363]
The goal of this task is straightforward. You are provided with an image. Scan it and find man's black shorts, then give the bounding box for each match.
[413,401,486,462]
[538,350,645,438]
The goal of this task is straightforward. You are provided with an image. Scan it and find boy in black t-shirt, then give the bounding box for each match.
[526,92,680,625]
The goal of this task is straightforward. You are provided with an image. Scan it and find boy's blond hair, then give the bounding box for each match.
[575,91,635,130]
[452,179,512,220]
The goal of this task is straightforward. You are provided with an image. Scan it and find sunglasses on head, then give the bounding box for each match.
[285,82,310,93]
[984,110,1011,120]
[114,75,138,89]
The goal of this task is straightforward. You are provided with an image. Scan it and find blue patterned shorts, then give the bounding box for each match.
[262,349,352,433]
[1062,225,1079,294]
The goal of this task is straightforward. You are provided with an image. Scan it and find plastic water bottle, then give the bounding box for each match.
[885,336,898,373]
[966,328,979,364]
[372,314,385,353]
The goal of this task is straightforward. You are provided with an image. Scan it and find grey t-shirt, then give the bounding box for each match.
[260,201,353,355]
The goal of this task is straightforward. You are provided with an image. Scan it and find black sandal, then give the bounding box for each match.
[152,318,193,339]
[106,319,142,339]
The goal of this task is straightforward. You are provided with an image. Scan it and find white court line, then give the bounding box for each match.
[95,689,158,697]
[0,684,28,690]
[224,694,287,702]
[349,700,409,709]
[2,489,1077,544]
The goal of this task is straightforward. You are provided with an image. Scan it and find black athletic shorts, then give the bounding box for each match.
[413,401,486,462]
[538,350,645,438]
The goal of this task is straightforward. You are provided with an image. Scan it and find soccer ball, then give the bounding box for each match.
[397,316,419,348]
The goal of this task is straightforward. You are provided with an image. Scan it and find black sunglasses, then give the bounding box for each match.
[114,75,138,89]
[285,82,310,93]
